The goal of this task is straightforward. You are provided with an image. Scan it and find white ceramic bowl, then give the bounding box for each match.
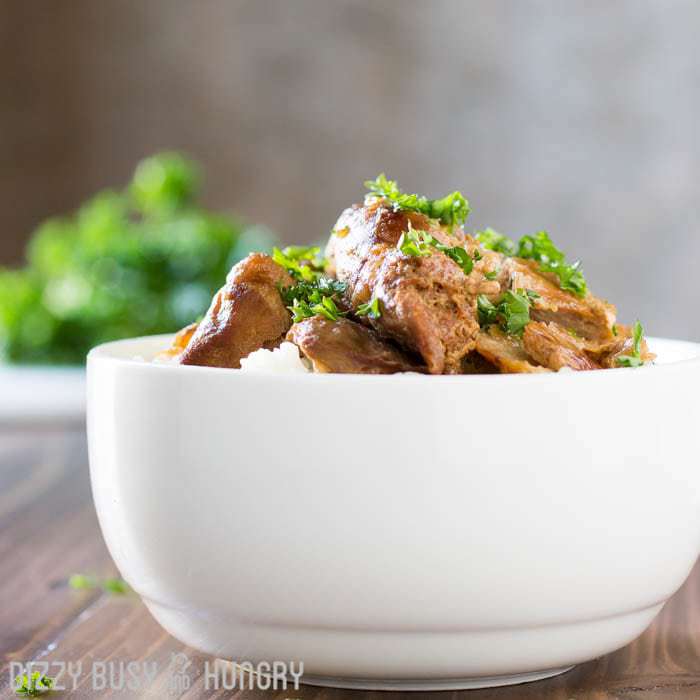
[87,335,700,691]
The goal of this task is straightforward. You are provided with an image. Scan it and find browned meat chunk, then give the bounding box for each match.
[179,253,293,368]
[595,324,655,368]
[500,258,616,341]
[523,322,601,371]
[287,316,424,374]
[326,201,495,374]
[154,322,199,362]
[475,327,551,374]
[460,351,500,374]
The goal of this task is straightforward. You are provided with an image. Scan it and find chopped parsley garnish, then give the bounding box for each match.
[279,278,347,306]
[484,268,499,281]
[356,297,382,319]
[617,320,646,368]
[289,295,344,323]
[476,295,499,327]
[475,228,517,256]
[272,245,326,282]
[517,231,587,297]
[281,276,348,323]
[397,228,434,257]
[14,672,53,697]
[397,229,474,275]
[365,173,470,227]
[612,323,619,336]
[475,229,587,298]
[477,289,539,337]
[443,247,476,276]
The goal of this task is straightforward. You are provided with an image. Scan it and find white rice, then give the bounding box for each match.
[239,341,311,374]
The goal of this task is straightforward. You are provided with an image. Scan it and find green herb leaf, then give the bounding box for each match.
[397,229,435,257]
[356,297,382,319]
[477,295,499,327]
[288,295,345,323]
[475,228,517,256]
[281,276,348,324]
[478,289,537,337]
[398,229,474,275]
[279,278,347,307]
[288,298,313,323]
[69,573,130,595]
[499,290,534,336]
[516,231,587,297]
[365,174,470,227]
[272,246,326,282]
[102,578,131,595]
[484,268,499,281]
[68,573,97,590]
[14,672,54,697]
[617,320,646,368]
[475,229,587,298]
[439,245,474,275]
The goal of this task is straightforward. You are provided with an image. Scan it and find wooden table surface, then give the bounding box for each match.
[1,426,699,700]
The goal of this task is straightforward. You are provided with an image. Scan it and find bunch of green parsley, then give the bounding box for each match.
[0,153,276,365]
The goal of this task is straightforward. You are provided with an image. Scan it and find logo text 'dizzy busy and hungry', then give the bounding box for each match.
[10,657,305,693]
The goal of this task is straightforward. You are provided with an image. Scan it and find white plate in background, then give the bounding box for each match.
[0,365,86,425]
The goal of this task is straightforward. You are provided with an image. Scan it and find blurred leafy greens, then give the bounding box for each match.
[0,153,276,365]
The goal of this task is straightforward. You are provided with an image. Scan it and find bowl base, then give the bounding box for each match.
[296,665,575,691]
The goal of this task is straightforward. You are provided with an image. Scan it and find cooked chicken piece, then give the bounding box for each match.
[179,253,293,368]
[475,327,551,374]
[287,316,424,374]
[595,324,655,368]
[523,322,601,371]
[326,201,496,374]
[497,258,616,341]
[460,351,500,374]
[154,322,199,362]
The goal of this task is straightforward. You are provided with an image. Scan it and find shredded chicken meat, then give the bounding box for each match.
[167,181,654,374]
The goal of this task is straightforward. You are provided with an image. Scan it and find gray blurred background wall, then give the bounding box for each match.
[1,0,698,339]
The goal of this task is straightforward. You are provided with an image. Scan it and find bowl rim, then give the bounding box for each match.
[86,334,700,384]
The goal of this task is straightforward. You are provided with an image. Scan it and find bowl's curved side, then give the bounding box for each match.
[87,337,700,681]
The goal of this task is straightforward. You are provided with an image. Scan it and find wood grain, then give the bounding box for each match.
[0,427,698,699]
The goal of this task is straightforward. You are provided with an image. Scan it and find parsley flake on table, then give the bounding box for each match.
[69,573,131,595]
[14,672,54,697]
